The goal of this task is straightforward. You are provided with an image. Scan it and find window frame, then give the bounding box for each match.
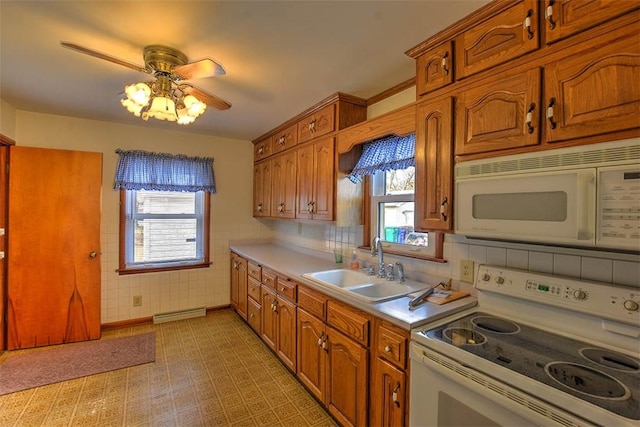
[118,189,211,275]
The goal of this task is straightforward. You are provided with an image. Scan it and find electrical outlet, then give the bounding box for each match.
[133,295,142,307]
[460,260,474,283]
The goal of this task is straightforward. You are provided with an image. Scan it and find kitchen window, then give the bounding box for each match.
[114,149,214,274]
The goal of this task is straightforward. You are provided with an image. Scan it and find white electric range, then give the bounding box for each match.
[409,264,640,427]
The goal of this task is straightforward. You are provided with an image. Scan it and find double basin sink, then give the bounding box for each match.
[302,268,430,303]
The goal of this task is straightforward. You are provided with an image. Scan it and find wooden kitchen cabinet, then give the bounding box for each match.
[261,275,298,372]
[254,136,272,161]
[297,308,327,401]
[455,0,540,80]
[296,137,335,221]
[270,150,297,219]
[455,68,541,156]
[543,0,639,44]
[544,22,640,143]
[298,103,336,144]
[230,252,248,321]
[261,286,278,351]
[247,262,262,334]
[253,160,271,218]
[416,41,454,96]
[415,97,454,231]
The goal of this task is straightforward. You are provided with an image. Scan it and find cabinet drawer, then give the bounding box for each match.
[248,277,262,303]
[455,0,539,79]
[375,322,408,369]
[248,261,262,281]
[272,123,298,154]
[247,297,261,334]
[326,300,370,346]
[297,285,327,320]
[298,104,336,143]
[262,268,276,289]
[254,137,272,161]
[276,275,298,302]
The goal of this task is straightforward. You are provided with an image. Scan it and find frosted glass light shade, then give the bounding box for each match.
[147,96,177,121]
[124,83,151,105]
[183,95,207,117]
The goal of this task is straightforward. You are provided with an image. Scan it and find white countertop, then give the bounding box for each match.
[230,241,477,330]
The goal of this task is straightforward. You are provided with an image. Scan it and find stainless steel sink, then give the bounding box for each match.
[302,268,430,303]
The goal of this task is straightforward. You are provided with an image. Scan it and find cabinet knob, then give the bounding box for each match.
[278,135,286,145]
[278,203,285,213]
[257,203,263,212]
[392,382,401,407]
[384,345,392,353]
[88,251,98,259]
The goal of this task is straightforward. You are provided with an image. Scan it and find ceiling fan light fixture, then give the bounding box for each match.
[124,82,151,105]
[183,94,207,117]
[146,95,177,122]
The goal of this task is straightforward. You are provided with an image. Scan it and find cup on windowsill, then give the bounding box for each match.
[333,249,343,264]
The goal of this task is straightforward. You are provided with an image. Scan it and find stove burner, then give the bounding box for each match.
[471,316,520,334]
[580,348,640,373]
[545,362,631,401]
[443,328,486,346]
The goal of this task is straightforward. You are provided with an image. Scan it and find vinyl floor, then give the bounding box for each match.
[0,309,337,426]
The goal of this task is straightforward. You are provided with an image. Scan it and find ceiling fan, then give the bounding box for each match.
[60,42,231,125]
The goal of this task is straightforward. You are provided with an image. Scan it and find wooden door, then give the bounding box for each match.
[7,146,102,350]
[544,0,639,44]
[253,160,271,218]
[455,0,539,79]
[297,308,326,401]
[455,68,541,156]
[544,23,640,143]
[416,41,454,96]
[325,326,368,427]
[260,287,277,352]
[311,138,335,221]
[296,143,314,220]
[415,97,454,231]
[276,296,297,372]
[271,151,296,219]
[370,358,406,427]
[0,144,9,350]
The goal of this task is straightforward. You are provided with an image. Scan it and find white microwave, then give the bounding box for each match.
[455,139,640,251]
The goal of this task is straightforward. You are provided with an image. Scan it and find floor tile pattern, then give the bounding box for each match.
[0,310,337,426]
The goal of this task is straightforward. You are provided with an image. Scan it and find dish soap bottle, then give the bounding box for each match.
[349,250,360,270]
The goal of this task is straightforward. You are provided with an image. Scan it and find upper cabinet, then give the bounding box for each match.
[544,0,639,44]
[455,0,539,80]
[272,123,298,155]
[416,41,454,96]
[298,104,336,144]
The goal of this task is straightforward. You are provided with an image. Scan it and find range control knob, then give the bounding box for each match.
[482,273,491,282]
[623,300,639,312]
[573,290,587,301]
[495,276,505,284]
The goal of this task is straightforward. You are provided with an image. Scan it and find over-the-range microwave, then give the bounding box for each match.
[455,138,640,251]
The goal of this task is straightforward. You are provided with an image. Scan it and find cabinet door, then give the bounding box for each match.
[455,0,539,79]
[544,0,639,44]
[415,97,454,231]
[298,104,336,144]
[544,23,640,143]
[271,151,296,219]
[254,137,272,161]
[7,147,102,350]
[236,256,248,320]
[311,138,335,221]
[277,296,297,372]
[325,326,369,427]
[416,41,454,96]
[261,287,278,352]
[370,358,406,427]
[230,254,240,309]
[272,123,298,154]
[253,160,271,217]
[297,308,326,402]
[296,143,314,220]
[455,68,541,155]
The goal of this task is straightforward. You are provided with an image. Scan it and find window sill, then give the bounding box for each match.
[359,245,447,264]
[117,261,211,275]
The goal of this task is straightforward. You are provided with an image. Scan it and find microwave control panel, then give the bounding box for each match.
[597,165,640,251]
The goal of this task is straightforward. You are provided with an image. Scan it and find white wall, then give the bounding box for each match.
[12,110,274,323]
[0,99,17,140]
[271,90,640,291]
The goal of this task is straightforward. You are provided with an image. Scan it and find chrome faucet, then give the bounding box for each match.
[395,261,405,283]
[371,236,386,278]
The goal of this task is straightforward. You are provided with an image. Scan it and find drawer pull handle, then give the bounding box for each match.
[392,382,401,407]
[547,98,557,129]
[525,103,536,134]
[317,332,324,346]
[523,9,534,40]
[440,197,448,222]
[545,1,556,30]
[441,51,449,75]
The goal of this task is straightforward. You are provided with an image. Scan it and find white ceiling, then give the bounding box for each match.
[0,0,489,141]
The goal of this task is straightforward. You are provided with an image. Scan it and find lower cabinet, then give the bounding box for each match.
[230,252,248,320]
[261,279,298,372]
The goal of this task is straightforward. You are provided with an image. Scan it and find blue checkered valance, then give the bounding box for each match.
[347,134,415,183]
[114,149,216,193]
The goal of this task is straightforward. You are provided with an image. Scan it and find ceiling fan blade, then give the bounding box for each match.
[60,41,149,74]
[174,58,226,80]
[183,85,231,110]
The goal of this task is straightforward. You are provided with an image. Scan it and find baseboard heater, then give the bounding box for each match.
[152,307,206,324]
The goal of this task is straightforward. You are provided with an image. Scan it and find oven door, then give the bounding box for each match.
[409,342,595,427]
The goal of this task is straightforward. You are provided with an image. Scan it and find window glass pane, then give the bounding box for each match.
[133,218,198,263]
[136,191,196,215]
[385,166,415,195]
